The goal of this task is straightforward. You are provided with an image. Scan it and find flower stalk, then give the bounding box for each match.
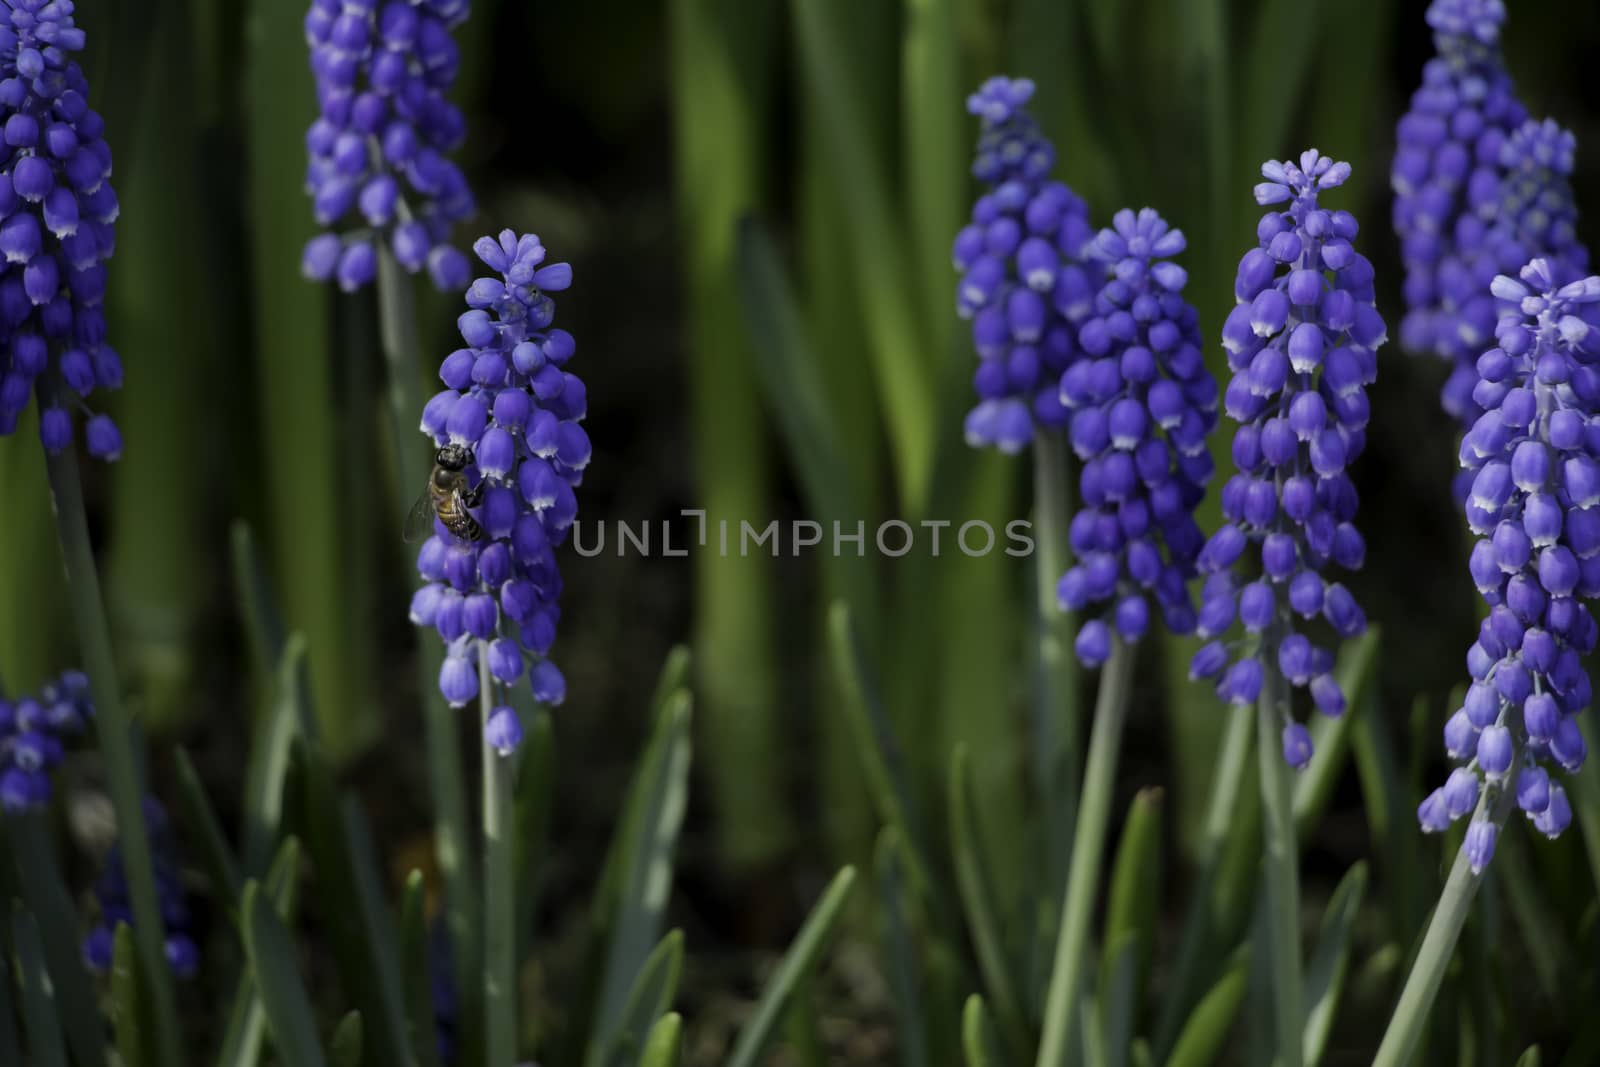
[1256,648,1303,1067]
[40,378,182,1066]
[1032,428,1080,879]
[481,656,516,1066]
[1036,634,1134,1067]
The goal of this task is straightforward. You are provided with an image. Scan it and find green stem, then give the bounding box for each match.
[1150,700,1254,1060]
[1036,635,1135,1067]
[1371,756,1519,1067]
[1256,656,1302,1067]
[481,657,516,1066]
[39,389,182,1067]
[376,246,479,1023]
[1033,431,1081,888]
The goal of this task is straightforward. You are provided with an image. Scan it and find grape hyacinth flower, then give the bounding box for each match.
[1417,260,1600,871]
[953,76,1096,453]
[1192,151,1386,768]
[410,231,588,753]
[1427,118,1590,430]
[0,2,124,457]
[1391,0,1528,417]
[1054,208,1217,665]
[83,797,199,978]
[0,668,91,810]
[301,0,474,293]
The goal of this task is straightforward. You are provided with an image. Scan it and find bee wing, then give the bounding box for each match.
[402,487,438,544]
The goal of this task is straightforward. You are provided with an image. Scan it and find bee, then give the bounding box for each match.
[404,443,485,543]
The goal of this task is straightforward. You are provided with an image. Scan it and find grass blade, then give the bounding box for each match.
[243,633,310,873]
[399,871,443,1067]
[329,1012,362,1067]
[241,881,324,1067]
[514,708,555,959]
[1104,788,1162,997]
[1301,863,1368,1067]
[726,867,858,1067]
[901,0,962,334]
[1099,932,1139,1067]
[949,744,1029,1061]
[589,693,693,1058]
[640,1013,684,1067]
[875,829,929,1067]
[1166,949,1251,1067]
[216,836,303,1067]
[13,910,67,1067]
[6,814,107,1067]
[961,994,1007,1067]
[111,923,154,1067]
[174,747,243,904]
[596,930,685,1067]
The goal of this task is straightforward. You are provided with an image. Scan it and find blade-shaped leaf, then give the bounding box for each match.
[241,880,325,1067]
[329,1012,362,1067]
[875,828,928,1067]
[726,867,857,1067]
[400,871,443,1067]
[597,930,685,1067]
[1294,628,1380,838]
[1301,862,1368,1066]
[243,633,310,873]
[112,924,152,1067]
[174,746,243,904]
[216,837,302,1067]
[590,694,693,1057]
[949,744,1029,1061]
[13,909,67,1067]
[1099,932,1139,1067]
[1514,1046,1540,1067]
[961,994,1006,1067]
[640,1013,684,1067]
[1104,788,1162,994]
[6,814,107,1067]
[514,707,556,959]
[1166,949,1250,1067]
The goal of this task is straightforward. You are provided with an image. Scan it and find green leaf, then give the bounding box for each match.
[243,633,310,873]
[599,930,685,1067]
[295,739,414,1066]
[1103,788,1163,994]
[216,837,302,1067]
[726,867,857,1067]
[900,0,962,337]
[112,925,152,1067]
[12,909,66,1067]
[1350,704,1426,942]
[241,880,325,1067]
[5,814,107,1067]
[647,646,692,732]
[1495,826,1568,1000]
[329,1012,363,1067]
[874,828,928,1067]
[1166,950,1251,1067]
[589,694,693,1063]
[1515,1046,1541,1067]
[229,521,285,689]
[1301,863,1368,1067]
[788,0,936,510]
[827,602,934,890]
[174,746,243,904]
[1294,628,1380,838]
[960,994,1006,1067]
[1237,0,1324,171]
[400,871,443,1067]
[734,218,869,524]
[640,1013,684,1067]
[1099,932,1139,1067]
[514,707,556,959]
[948,744,1029,1061]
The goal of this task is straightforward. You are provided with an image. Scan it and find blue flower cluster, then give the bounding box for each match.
[0,0,123,459]
[0,668,90,810]
[1391,0,1529,421]
[1055,208,1216,665]
[410,231,588,752]
[1192,152,1386,768]
[83,797,199,978]
[1418,261,1600,871]
[301,0,474,293]
[954,76,1096,453]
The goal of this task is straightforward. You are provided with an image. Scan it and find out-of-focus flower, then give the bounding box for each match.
[0,1,123,457]
[301,0,474,292]
[1418,260,1600,870]
[953,76,1096,453]
[1192,151,1386,767]
[82,797,199,978]
[410,231,587,752]
[0,669,91,810]
[1054,208,1216,665]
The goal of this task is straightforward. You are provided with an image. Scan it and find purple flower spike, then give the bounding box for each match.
[303,0,476,292]
[413,231,584,714]
[1195,153,1383,764]
[955,76,1096,452]
[1055,207,1216,663]
[83,797,199,979]
[1422,260,1600,867]
[0,3,122,455]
